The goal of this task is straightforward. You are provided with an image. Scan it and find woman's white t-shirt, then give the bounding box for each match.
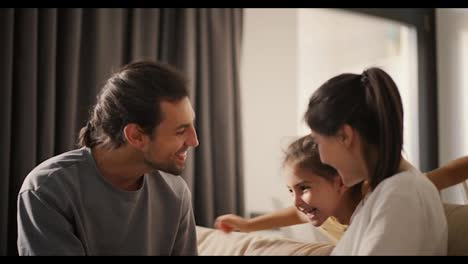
[331,164,448,255]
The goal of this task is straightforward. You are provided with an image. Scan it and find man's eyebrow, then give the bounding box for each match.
[175,124,191,131]
[175,115,195,131]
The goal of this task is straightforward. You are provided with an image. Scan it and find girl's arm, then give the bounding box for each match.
[214,206,308,233]
[426,156,468,190]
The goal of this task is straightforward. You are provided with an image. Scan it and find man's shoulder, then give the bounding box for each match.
[150,171,190,197]
[154,170,187,184]
[20,148,91,194]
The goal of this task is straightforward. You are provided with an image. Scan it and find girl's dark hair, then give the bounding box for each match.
[78,60,189,149]
[304,67,403,190]
[283,135,338,182]
[284,135,363,199]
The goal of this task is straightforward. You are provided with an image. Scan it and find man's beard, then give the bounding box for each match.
[143,156,184,176]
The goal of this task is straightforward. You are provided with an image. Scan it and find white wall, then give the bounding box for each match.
[241,9,335,243]
[436,9,468,204]
[241,8,299,216]
[297,9,419,169]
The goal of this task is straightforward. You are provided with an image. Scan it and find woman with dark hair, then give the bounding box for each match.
[304,67,447,255]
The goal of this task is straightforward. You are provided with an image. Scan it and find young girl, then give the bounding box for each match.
[215,135,468,244]
[305,67,446,255]
[215,135,356,243]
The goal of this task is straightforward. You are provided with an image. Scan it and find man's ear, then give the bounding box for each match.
[123,123,147,150]
[337,124,354,149]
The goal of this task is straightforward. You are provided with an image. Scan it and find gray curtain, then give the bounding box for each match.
[0,8,244,255]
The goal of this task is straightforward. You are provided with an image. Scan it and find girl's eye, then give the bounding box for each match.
[299,185,310,192]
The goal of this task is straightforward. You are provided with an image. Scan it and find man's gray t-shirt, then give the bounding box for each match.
[17,147,198,255]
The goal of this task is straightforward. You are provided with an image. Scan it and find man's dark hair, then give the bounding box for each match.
[78,60,189,149]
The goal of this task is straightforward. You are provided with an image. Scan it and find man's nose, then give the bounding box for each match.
[187,126,199,147]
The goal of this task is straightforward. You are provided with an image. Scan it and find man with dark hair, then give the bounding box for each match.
[17,61,200,255]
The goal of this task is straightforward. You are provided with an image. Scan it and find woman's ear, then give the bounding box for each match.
[123,123,147,150]
[338,124,354,149]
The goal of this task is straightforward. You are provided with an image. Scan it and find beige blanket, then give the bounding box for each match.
[196,226,334,256]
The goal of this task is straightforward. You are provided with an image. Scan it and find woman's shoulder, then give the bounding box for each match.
[370,163,440,206]
[380,161,429,188]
